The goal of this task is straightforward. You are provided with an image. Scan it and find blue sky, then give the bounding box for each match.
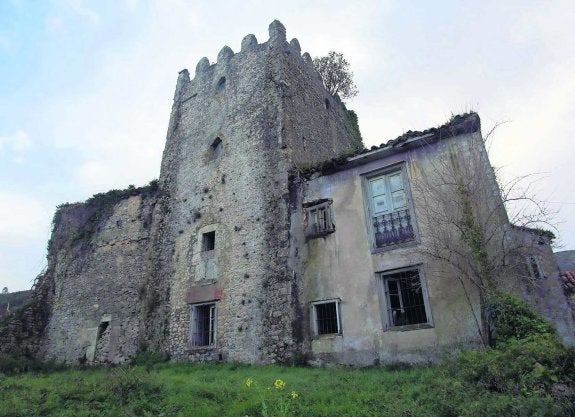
[1,0,574,291]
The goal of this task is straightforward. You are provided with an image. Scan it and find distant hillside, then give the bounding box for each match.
[0,290,32,317]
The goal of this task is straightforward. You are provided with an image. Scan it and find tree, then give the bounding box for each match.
[1,287,7,294]
[410,118,557,346]
[313,51,358,100]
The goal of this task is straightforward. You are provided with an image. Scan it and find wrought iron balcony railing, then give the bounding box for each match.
[373,208,415,248]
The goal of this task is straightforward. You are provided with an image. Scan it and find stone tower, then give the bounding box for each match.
[142,20,362,362]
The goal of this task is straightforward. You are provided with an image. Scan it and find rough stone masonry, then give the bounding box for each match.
[0,20,362,364]
[3,20,572,365]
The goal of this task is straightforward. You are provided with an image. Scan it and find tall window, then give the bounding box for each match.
[190,303,216,347]
[380,268,430,329]
[366,168,415,249]
[311,299,341,335]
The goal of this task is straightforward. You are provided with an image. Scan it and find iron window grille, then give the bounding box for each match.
[366,168,415,249]
[380,268,431,329]
[190,302,216,347]
[311,299,341,336]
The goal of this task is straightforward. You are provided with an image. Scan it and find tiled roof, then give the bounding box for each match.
[292,112,481,179]
[561,270,575,293]
[360,112,480,154]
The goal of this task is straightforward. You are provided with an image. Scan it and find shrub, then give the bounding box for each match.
[487,292,555,343]
[105,367,163,405]
[131,350,170,368]
[0,354,63,375]
[439,292,575,414]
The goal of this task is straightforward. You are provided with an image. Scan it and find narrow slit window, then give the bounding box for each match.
[210,138,223,160]
[216,77,226,91]
[202,231,215,252]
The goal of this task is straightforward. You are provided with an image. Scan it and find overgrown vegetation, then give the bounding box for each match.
[346,108,363,149]
[312,51,358,100]
[1,294,573,416]
[48,179,161,251]
[0,290,31,318]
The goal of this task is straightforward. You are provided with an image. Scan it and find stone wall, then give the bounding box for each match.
[556,250,575,271]
[1,20,362,365]
[38,188,158,364]
[502,229,575,346]
[0,273,53,357]
[142,20,361,363]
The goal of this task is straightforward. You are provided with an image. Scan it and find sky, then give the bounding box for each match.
[1,0,574,291]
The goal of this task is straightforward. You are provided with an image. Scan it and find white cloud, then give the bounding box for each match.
[0,130,32,153]
[60,0,100,25]
[45,0,100,33]
[123,0,139,12]
[0,192,52,241]
[0,34,11,51]
[45,15,65,34]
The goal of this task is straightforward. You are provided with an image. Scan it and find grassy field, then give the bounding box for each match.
[1,294,574,417]
[0,352,572,417]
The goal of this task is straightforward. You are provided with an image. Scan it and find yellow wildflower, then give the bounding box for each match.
[274,379,286,390]
[245,377,254,388]
[290,390,299,399]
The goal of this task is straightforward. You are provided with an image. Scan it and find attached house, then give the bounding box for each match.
[289,113,574,364]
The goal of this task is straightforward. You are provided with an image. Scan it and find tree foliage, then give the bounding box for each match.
[313,51,358,100]
[411,118,558,346]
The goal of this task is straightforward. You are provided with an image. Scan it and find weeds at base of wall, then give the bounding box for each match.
[106,367,164,406]
[0,354,63,375]
[131,351,170,369]
[1,292,574,416]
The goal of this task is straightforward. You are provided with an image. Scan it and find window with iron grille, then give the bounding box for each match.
[311,299,341,335]
[380,268,430,329]
[304,200,335,238]
[365,167,416,250]
[190,303,216,347]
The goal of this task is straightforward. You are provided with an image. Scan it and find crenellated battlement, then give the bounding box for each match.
[175,20,321,103]
[19,20,364,366]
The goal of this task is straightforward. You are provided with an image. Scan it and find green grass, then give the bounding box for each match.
[1,294,573,416]
[0,358,572,417]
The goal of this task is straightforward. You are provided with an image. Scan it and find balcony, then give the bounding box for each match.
[373,208,415,248]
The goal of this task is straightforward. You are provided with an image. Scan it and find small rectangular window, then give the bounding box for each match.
[380,268,430,329]
[190,303,216,347]
[202,231,215,251]
[311,299,341,335]
[304,200,335,238]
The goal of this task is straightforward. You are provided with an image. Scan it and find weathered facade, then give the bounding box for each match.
[1,21,573,365]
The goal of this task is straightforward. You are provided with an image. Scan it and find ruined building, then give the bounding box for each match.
[1,21,573,365]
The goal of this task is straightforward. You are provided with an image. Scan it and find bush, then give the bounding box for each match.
[131,351,170,368]
[0,354,62,375]
[105,367,163,405]
[487,292,555,342]
[437,293,575,415]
